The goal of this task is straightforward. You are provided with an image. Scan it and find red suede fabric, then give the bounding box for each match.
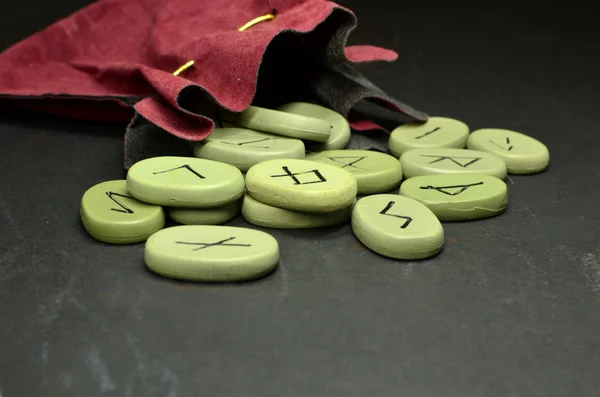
[0,0,414,141]
[345,45,398,63]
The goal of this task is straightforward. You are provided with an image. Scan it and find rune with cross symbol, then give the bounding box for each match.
[175,237,252,251]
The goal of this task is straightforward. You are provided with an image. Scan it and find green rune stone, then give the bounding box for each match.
[144,225,279,282]
[241,194,352,229]
[194,127,305,172]
[168,201,239,225]
[389,116,469,156]
[221,105,332,142]
[126,156,245,208]
[399,173,508,221]
[467,128,550,174]
[245,158,357,213]
[276,102,351,150]
[80,180,165,244]
[352,194,444,260]
[400,148,507,179]
[306,149,403,195]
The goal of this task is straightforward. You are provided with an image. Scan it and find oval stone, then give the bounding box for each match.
[245,158,357,213]
[80,180,165,244]
[126,156,245,207]
[306,149,403,194]
[223,105,331,142]
[351,194,444,259]
[389,116,469,156]
[193,127,305,171]
[399,173,508,221]
[400,148,507,179]
[144,225,279,282]
[276,102,351,150]
[168,201,239,225]
[241,194,352,229]
[467,128,550,174]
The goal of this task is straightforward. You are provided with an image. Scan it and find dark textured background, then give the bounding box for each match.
[1,1,599,396]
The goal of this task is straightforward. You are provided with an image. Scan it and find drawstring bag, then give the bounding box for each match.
[0,0,428,168]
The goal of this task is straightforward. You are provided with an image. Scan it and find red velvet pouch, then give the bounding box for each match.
[0,0,428,167]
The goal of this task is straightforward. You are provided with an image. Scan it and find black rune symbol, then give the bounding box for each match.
[415,127,441,140]
[488,137,514,151]
[327,156,368,171]
[153,164,205,179]
[221,137,278,149]
[175,237,251,251]
[420,154,482,168]
[270,166,327,185]
[420,181,484,196]
[380,201,413,229]
[106,191,135,214]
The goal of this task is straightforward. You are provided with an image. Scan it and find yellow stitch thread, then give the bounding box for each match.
[238,13,275,32]
[173,60,195,76]
[173,13,274,75]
